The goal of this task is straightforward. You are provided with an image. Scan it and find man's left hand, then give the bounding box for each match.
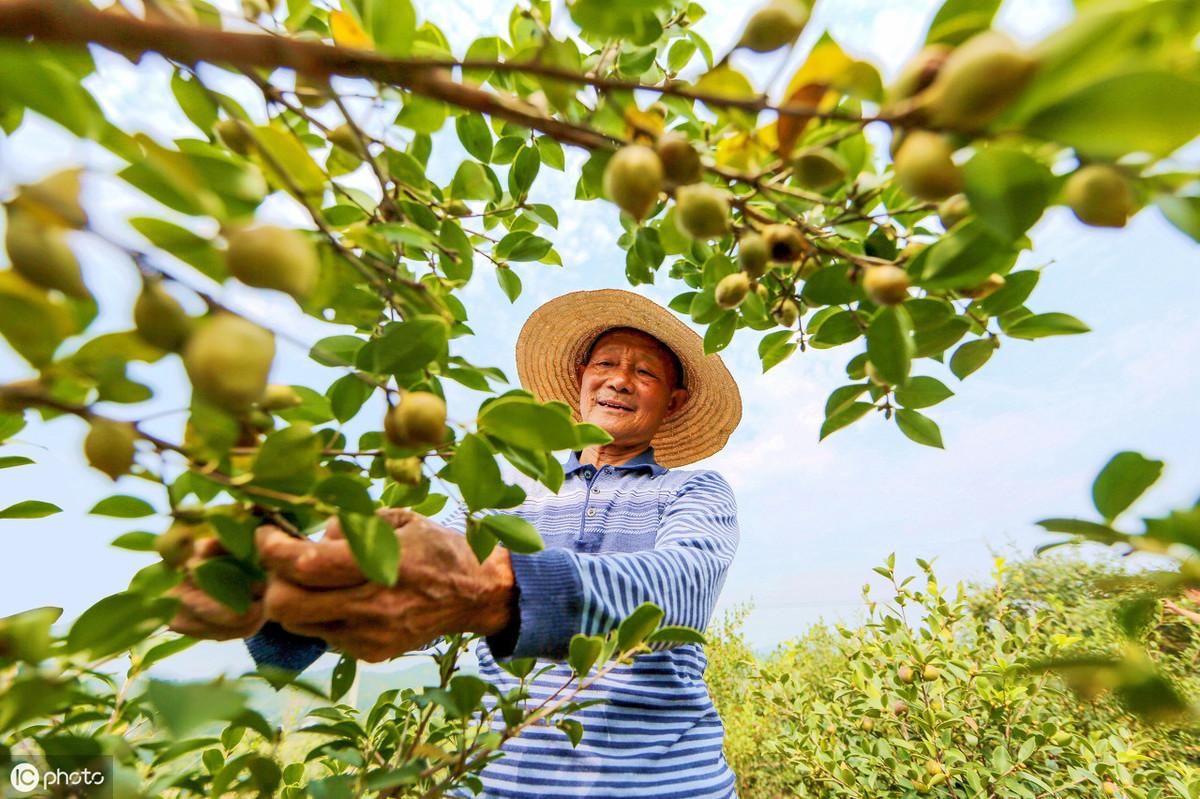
[255,508,515,663]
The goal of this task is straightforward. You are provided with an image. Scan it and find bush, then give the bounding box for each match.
[709,555,1200,799]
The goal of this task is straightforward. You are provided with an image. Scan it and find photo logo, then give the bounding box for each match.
[9,763,39,794]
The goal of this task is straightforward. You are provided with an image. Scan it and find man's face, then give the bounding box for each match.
[576,329,689,448]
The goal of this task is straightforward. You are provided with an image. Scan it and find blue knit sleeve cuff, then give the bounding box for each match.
[245,622,328,673]
[503,548,582,660]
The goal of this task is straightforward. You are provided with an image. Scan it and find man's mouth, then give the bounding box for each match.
[597,399,634,412]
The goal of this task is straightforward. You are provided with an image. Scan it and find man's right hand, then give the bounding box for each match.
[166,537,266,641]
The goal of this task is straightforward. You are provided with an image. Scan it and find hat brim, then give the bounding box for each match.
[515,289,742,468]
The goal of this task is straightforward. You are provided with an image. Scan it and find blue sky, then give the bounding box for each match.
[1,0,1197,679]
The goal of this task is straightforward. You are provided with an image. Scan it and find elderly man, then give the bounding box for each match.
[169,289,743,799]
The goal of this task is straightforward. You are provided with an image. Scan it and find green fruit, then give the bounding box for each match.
[1063,165,1135,228]
[133,279,192,352]
[1103,782,1118,796]
[655,132,703,187]
[84,418,137,480]
[445,200,472,217]
[385,456,424,485]
[762,224,807,262]
[772,297,800,328]
[258,383,302,411]
[738,233,769,279]
[862,265,910,306]
[899,241,927,262]
[922,664,940,681]
[938,193,970,229]
[226,224,319,300]
[892,700,909,716]
[184,313,276,413]
[898,664,915,684]
[328,123,368,158]
[295,73,331,108]
[155,521,211,569]
[715,272,751,309]
[5,208,90,299]
[603,145,663,221]
[926,760,944,776]
[924,31,1037,131]
[214,118,253,156]
[754,282,769,302]
[887,44,952,103]
[15,168,88,229]
[861,717,875,732]
[792,147,848,191]
[894,131,962,200]
[738,0,809,53]
[385,391,447,450]
[674,184,731,240]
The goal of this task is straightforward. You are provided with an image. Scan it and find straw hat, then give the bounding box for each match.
[515,289,742,468]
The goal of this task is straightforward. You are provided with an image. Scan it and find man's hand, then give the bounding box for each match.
[166,537,266,641]
[256,508,515,663]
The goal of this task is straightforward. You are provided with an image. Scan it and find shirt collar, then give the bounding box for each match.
[563,447,668,477]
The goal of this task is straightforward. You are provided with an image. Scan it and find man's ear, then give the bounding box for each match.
[665,387,689,419]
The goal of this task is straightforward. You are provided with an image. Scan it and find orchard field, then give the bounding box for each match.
[1,0,1199,797]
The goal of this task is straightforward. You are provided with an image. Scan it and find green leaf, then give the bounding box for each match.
[0,456,33,469]
[0,500,61,519]
[646,625,706,645]
[455,114,493,162]
[129,217,225,281]
[919,220,1017,289]
[617,603,665,652]
[509,145,541,196]
[439,219,474,282]
[1092,451,1164,522]
[978,270,1039,315]
[1114,597,1160,640]
[1155,195,1200,243]
[949,338,996,379]
[893,376,954,409]
[704,312,736,354]
[339,513,400,587]
[393,95,447,135]
[1025,72,1200,159]
[67,592,176,657]
[802,264,865,306]
[568,0,670,43]
[758,330,797,372]
[90,495,156,518]
[310,335,366,368]
[111,530,157,552]
[252,124,326,200]
[825,384,869,418]
[449,161,497,201]
[819,401,873,441]
[331,654,357,702]
[536,136,565,170]
[496,267,522,302]
[314,474,376,516]
[479,396,578,452]
[568,634,604,676]
[866,306,914,386]
[962,148,1054,242]
[364,0,415,56]
[905,298,954,331]
[171,71,218,134]
[192,557,258,614]
[251,424,321,482]
[1035,517,1126,544]
[1005,312,1090,339]
[926,0,1001,45]
[496,232,552,261]
[0,413,25,443]
[146,679,248,738]
[895,409,944,448]
[479,514,544,554]
[451,434,506,512]
[359,317,449,375]
[465,516,498,562]
[557,718,584,747]
[328,374,374,424]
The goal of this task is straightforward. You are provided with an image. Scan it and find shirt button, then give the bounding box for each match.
[591,487,600,494]
[583,470,593,480]
[586,508,596,517]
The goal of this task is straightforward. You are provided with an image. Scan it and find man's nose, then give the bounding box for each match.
[606,366,635,391]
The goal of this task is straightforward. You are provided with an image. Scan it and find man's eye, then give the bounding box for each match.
[639,369,656,378]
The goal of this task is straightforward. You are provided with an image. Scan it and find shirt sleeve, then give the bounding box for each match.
[501,470,739,659]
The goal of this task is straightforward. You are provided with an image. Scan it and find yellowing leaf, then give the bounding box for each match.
[624,105,665,144]
[694,65,756,101]
[331,10,373,50]
[776,82,827,158]
[715,132,753,170]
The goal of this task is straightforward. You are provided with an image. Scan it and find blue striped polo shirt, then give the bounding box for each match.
[246,447,740,799]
